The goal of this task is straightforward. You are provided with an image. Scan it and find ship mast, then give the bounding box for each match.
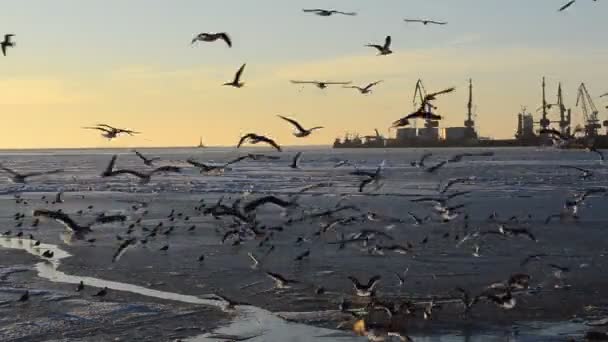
[540,77,550,131]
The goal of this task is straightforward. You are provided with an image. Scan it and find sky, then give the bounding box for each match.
[1,0,607,148]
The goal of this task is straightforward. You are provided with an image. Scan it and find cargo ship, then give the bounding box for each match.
[334,78,608,149]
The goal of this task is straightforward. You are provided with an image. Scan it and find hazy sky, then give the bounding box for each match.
[1,0,607,148]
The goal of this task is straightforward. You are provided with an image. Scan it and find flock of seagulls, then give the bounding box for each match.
[0,4,606,342]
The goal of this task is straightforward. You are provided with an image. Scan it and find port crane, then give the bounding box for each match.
[412,79,439,129]
[576,83,601,137]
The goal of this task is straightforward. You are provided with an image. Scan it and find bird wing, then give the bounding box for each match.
[111,169,147,179]
[1,44,5,56]
[366,44,384,51]
[404,19,423,23]
[426,161,447,173]
[334,11,357,16]
[419,152,433,165]
[290,80,318,84]
[291,152,302,168]
[102,155,118,176]
[237,134,256,148]
[151,166,181,174]
[428,87,456,98]
[134,150,148,162]
[243,196,292,213]
[96,123,118,130]
[367,275,382,288]
[83,126,112,133]
[219,32,232,47]
[364,80,383,90]
[259,136,282,152]
[265,271,288,283]
[278,115,307,132]
[302,9,324,13]
[559,0,576,11]
[234,63,246,83]
[0,166,19,177]
[22,169,64,178]
[325,81,352,85]
[384,36,392,49]
[359,178,374,192]
[428,20,447,25]
[33,209,87,231]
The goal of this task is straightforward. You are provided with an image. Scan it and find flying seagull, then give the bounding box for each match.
[133,150,160,166]
[223,63,246,88]
[343,81,383,94]
[290,80,351,89]
[302,9,356,16]
[0,166,63,184]
[404,19,447,25]
[265,271,298,289]
[100,154,181,184]
[347,275,381,297]
[1,34,15,56]
[83,124,140,140]
[237,133,282,152]
[366,36,392,55]
[191,32,232,47]
[33,209,92,233]
[277,115,323,137]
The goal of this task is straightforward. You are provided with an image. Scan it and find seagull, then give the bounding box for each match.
[93,287,108,297]
[0,166,63,184]
[191,32,232,47]
[354,161,384,192]
[411,153,433,168]
[33,209,92,233]
[455,287,479,316]
[277,115,323,137]
[404,110,442,121]
[223,63,246,88]
[18,290,29,302]
[1,34,15,56]
[186,158,227,173]
[290,80,351,89]
[366,36,392,55]
[290,152,303,169]
[560,165,593,180]
[83,124,140,140]
[101,155,181,184]
[247,252,259,269]
[343,81,383,94]
[302,9,356,16]
[347,275,381,297]
[42,250,54,258]
[237,133,282,152]
[265,271,298,289]
[243,195,296,213]
[559,0,576,11]
[404,19,447,25]
[133,150,160,166]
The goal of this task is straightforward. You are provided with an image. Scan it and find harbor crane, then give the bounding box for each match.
[576,83,601,137]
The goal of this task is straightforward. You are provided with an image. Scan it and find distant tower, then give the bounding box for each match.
[539,77,550,130]
[464,79,477,139]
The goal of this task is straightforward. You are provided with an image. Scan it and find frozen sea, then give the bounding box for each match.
[1,146,608,341]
